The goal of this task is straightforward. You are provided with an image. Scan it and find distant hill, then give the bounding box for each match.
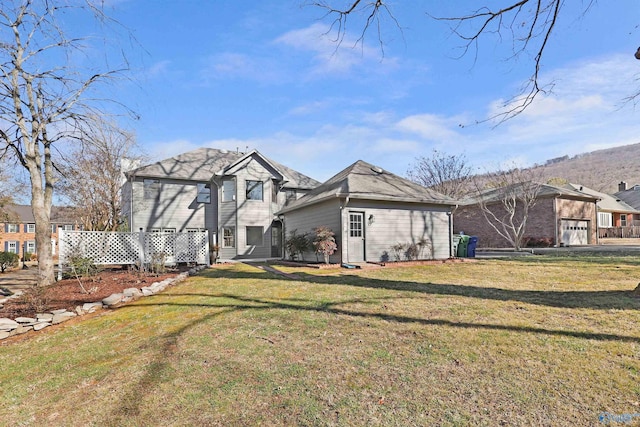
[532,142,640,194]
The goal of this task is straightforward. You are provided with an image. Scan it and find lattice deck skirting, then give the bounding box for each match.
[59,230,210,267]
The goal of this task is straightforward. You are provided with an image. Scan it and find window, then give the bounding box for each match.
[26,241,36,254]
[6,241,18,254]
[186,228,204,233]
[51,224,57,233]
[63,224,74,231]
[246,226,263,246]
[163,228,176,233]
[598,212,612,228]
[197,183,211,204]
[620,214,627,227]
[6,224,18,233]
[272,181,278,203]
[223,227,235,248]
[150,228,162,233]
[144,179,160,200]
[246,180,263,201]
[349,213,363,237]
[222,179,235,202]
[26,223,35,233]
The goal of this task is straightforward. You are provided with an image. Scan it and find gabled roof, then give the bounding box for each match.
[127,147,321,189]
[615,185,640,210]
[565,183,640,214]
[278,160,458,213]
[460,182,599,206]
[2,205,76,224]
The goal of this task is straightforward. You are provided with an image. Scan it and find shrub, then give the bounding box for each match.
[524,237,554,248]
[68,254,99,278]
[313,226,337,264]
[285,230,311,261]
[391,243,406,261]
[150,252,167,275]
[0,252,19,272]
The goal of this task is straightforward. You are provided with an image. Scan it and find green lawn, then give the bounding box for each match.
[1,257,639,426]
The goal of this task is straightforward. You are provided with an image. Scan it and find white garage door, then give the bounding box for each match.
[561,220,589,246]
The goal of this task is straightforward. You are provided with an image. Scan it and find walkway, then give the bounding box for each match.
[0,267,39,292]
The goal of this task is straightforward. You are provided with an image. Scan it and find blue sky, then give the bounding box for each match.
[100,1,640,182]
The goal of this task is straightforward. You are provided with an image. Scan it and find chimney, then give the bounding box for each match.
[618,181,627,192]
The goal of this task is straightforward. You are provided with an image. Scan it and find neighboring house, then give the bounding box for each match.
[277,160,458,263]
[564,183,640,238]
[615,182,640,222]
[122,148,321,260]
[0,205,79,258]
[454,182,599,248]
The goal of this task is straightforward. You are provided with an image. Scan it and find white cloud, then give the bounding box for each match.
[199,52,282,84]
[274,23,398,78]
[395,113,463,141]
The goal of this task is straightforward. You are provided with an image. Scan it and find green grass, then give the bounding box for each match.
[1,257,640,426]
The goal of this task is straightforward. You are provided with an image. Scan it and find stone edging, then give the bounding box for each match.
[0,265,208,341]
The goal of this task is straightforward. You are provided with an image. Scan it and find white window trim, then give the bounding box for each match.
[222,227,235,248]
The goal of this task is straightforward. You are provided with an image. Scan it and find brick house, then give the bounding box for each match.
[454,183,599,248]
[0,205,78,259]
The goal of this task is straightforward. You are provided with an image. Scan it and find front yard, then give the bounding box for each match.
[1,256,639,426]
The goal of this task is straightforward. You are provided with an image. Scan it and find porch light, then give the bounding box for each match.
[368,214,375,225]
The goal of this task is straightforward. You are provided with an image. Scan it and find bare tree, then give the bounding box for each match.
[58,118,142,232]
[0,163,13,222]
[470,167,545,250]
[0,1,130,285]
[312,1,612,121]
[406,150,473,199]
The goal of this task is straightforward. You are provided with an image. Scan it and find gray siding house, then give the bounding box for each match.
[122,148,321,260]
[277,161,458,263]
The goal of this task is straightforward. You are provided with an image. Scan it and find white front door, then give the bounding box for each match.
[347,212,365,262]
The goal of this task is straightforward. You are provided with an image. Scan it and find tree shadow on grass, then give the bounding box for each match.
[106,265,640,422]
[197,267,640,311]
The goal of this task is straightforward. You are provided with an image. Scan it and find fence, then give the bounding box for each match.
[598,226,640,239]
[59,230,210,267]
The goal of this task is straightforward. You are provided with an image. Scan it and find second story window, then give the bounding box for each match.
[246,180,263,201]
[197,183,211,203]
[26,223,35,233]
[143,179,160,200]
[6,224,19,233]
[222,179,235,202]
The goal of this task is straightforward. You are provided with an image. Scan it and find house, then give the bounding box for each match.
[454,182,599,248]
[277,160,458,263]
[122,148,321,260]
[1,205,79,258]
[564,183,640,238]
[615,182,640,221]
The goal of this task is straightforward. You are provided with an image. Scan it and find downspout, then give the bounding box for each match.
[129,172,134,232]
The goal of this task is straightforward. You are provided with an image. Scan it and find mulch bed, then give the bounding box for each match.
[0,266,189,319]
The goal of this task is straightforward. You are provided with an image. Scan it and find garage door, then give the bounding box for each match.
[561,220,589,246]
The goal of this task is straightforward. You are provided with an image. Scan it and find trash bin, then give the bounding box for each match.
[452,235,461,257]
[467,236,478,257]
[457,235,470,257]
